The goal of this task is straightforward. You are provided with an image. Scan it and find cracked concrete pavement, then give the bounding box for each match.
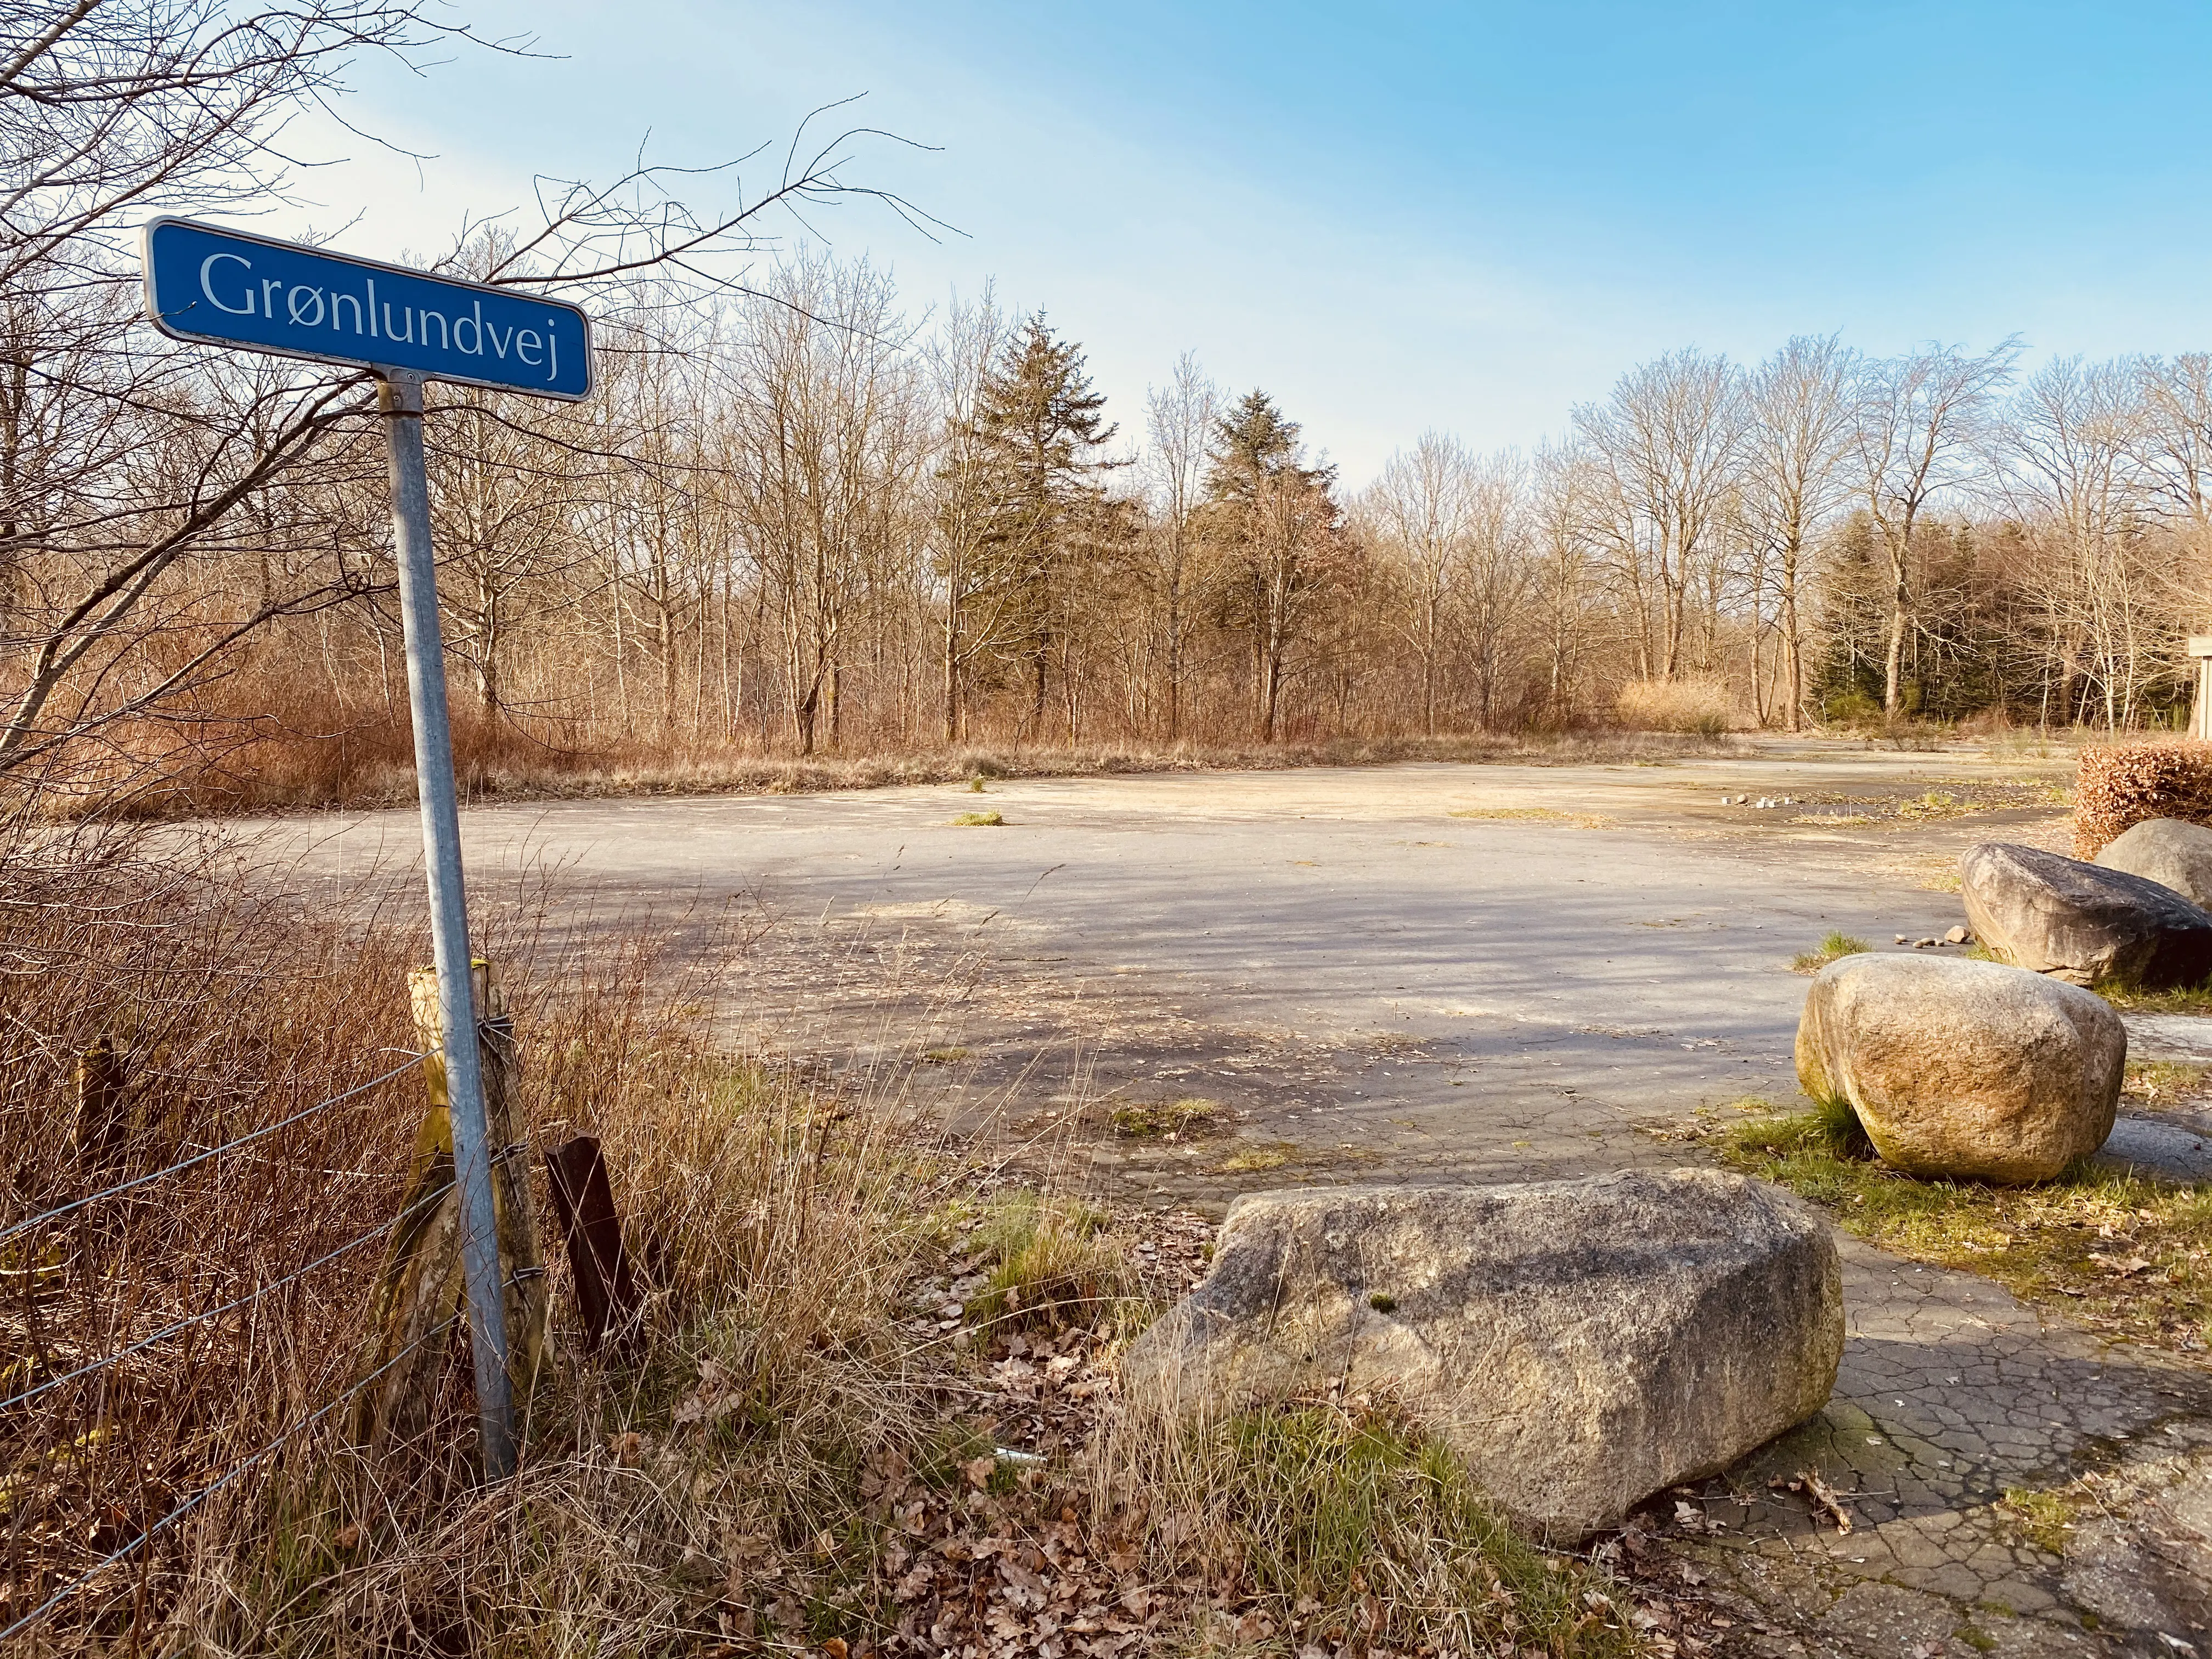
[270,738,2212,1655]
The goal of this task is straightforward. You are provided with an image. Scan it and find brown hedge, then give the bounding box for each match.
[2074,742,2212,859]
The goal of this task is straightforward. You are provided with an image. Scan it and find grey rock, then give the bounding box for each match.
[2095,815,2212,911]
[1118,1171,1842,1537]
[1796,953,2123,1183]
[1960,840,2212,989]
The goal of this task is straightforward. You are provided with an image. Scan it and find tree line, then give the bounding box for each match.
[6,1,2212,806]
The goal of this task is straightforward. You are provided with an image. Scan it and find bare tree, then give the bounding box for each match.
[927,288,1015,743]
[1995,356,2158,728]
[1139,352,1217,741]
[729,256,923,754]
[1363,431,1476,736]
[1743,335,1858,729]
[1529,439,1599,726]
[1854,338,2019,716]
[2134,354,2212,635]
[1572,350,1746,680]
[0,0,460,781]
[0,0,927,792]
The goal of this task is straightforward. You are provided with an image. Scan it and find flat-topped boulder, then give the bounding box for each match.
[2095,817,2212,911]
[1796,952,2122,1182]
[1118,1171,1842,1538]
[1961,840,2212,989]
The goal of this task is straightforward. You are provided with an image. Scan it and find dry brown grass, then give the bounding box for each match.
[56,714,1747,821]
[0,823,961,1652]
[1610,679,1736,737]
[0,828,1663,1656]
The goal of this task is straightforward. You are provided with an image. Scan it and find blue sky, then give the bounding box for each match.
[289,1,2212,481]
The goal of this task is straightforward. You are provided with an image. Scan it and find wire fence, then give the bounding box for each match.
[0,1313,460,1645]
[0,1048,432,1644]
[0,1052,429,1249]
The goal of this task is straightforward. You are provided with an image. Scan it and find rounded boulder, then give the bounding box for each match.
[1795,952,2122,1183]
[1961,840,2212,989]
[1119,1170,1842,1538]
[2095,816,2212,911]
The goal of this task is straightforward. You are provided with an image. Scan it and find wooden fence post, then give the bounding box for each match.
[479,995,550,1407]
[72,1035,128,1173]
[351,961,549,1453]
[544,1136,640,1355]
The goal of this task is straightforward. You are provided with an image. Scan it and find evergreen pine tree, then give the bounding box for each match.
[956,314,1120,731]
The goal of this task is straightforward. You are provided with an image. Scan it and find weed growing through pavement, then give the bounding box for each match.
[1998,1486,2083,1555]
[950,810,1004,827]
[1108,1096,1224,1138]
[1449,805,1612,828]
[1212,1143,1298,1174]
[1711,1098,2212,1353]
[1792,931,1871,973]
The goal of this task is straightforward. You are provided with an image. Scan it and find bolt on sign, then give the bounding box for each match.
[143,217,595,1477]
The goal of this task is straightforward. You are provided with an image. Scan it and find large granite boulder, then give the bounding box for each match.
[2095,817,2212,911]
[1796,953,2122,1183]
[1118,1171,1841,1538]
[1961,840,2212,989]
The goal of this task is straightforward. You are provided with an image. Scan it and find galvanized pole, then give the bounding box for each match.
[379,369,516,1479]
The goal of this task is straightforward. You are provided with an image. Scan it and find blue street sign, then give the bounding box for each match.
[142,217,592,400]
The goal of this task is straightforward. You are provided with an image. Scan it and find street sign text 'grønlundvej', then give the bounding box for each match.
[142,216,595,1480]
[143,217,591,399]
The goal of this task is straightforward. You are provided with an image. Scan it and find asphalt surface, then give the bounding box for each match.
[280,746,2035,1199]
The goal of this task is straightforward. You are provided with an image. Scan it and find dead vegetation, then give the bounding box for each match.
[90,726,1749,820]
[1,827,1671,1656]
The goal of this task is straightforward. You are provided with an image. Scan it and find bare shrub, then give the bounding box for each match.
[0,823,965,1650]
[2073,741,2212,858]
[1611,678,1737,737]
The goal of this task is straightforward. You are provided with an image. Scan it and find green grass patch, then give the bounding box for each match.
[1211,1142,1299,1174]
[1161,1404,1637,1656]
[2097,979,2212,1015]
[1963,950,2212,1017]
[964,1192,1139,1330]
[950,810,1003,827]
[1108,1096,1224,1138]
[1712,1098,2212,1350]
[2124,1059,2210,1105]
[1999,1486,2081,1555]
[1792,930,1871,974]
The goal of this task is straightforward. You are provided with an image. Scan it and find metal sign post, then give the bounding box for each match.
[144,218,594,1478]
